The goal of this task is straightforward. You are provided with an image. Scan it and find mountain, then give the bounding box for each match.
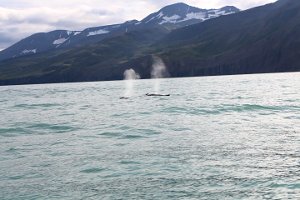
[0,3,239,62]
[0,20,139,61]
[0,0,299,86]
[0,26,169,85]
[141,3,238,28]
[154,0,300,77]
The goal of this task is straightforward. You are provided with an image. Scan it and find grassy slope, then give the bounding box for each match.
[153,0,300,76]
[0,26,169,85]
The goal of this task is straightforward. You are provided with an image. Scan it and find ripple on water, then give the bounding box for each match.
[0,127,29,137]
[14,103,61,109]
[5,147,19,153]
[136,128,161,135]
[163,104,300,116]
[171,127,192,132]
[98,132,122,138]
[162,106,220,115]
[110,113,133,117]
[121,134,146,139]
[270,183,300,189]
[27,123,78,133]
[80,168,105,174]
[217,104,300,113]
[98,131,149,139]
[119,160,141,165]
[9,175,26,180]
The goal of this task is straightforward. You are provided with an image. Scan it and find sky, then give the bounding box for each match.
[0,0,277,50]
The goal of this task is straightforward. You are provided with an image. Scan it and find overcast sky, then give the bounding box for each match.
[0,0,277,50]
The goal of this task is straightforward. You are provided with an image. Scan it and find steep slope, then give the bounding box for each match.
[0,3,239,62]
[153,0,300,76]
[0,25,169,85]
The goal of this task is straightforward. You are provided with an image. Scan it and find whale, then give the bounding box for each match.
[146,93,170,97]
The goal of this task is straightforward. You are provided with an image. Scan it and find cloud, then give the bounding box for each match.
[0,5,124,48]
[0,0,277,49]
[214,0,276,9]
[0,32,15,50]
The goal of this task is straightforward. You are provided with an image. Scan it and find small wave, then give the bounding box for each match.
[50,141,65,146]
[119,125,132,131]
[171,127,191,132]
[119,160,141,165]
[98,132,122,137]
[164,106,187,113]
[5,148,20,154]
[162,104,300,116]
[269,183,300,189]
[99,130,149,139]
[286,99,300,103]
[27,123,78,133]
[136,128,161,135]
[0,127,29,137]
[9,175,25,180]
[161,106,220,115]
[122,134,145,139]
[217,104,300,113]
[110,113,133,118]
[114,143,127,147]
[80,168,105,174]
[138,111,152,115]
[14,103,61,109]
[79,105,91,110]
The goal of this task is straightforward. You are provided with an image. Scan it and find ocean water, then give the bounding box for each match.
[0,73,299,200]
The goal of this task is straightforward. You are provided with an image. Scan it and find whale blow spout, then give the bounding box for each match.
[121,68,140,99]
[148,56,170,96]
[151,56,169,94]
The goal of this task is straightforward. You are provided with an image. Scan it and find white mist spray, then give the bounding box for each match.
[151,56,169,94]
[123,68,140,97]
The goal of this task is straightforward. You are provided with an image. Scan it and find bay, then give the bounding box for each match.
[0,73,299,199]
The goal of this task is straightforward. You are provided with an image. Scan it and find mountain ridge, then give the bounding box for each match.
[0,3,239,62]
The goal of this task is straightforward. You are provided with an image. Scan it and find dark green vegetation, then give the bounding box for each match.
[0,0,299,86]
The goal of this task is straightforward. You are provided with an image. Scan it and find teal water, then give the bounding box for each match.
[0,73,299,199]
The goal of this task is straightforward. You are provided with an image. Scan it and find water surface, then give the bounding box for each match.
[0,73,299,199]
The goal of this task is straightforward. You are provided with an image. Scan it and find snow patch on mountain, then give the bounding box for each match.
[157,9,237,24]
[217,10,235,15]
[145,16,156,23]
[180,12,206,22]
[145,12,164,23]
[207,9,235,18]
[66,31,82,36]
[87,29,110,36]
[53,38,68,45]
[159,15,181,24]
[21,49,37,55]
[157,12,164,19]
[74,31,81,36]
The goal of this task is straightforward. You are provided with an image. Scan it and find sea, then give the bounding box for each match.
[0,72,299,199]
